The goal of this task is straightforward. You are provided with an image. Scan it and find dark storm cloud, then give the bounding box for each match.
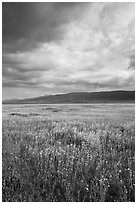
[3,3,34,41]
[2,3,59,52]
[2,2,89,52]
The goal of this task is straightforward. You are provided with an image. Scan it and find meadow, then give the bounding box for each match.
[2,104,135,202]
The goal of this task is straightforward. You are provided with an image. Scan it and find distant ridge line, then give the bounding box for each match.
[3,90,135,104]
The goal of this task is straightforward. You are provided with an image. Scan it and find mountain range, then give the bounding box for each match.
[2,90,135,104]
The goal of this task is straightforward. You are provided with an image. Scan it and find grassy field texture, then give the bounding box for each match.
[2,104,135,202]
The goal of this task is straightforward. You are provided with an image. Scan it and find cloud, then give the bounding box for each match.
[124,50,135,69]
[2,2,135,99]
[2,2,90,52]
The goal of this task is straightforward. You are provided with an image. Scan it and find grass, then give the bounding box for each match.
[2,104,135,201]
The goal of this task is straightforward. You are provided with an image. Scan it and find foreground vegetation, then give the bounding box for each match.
[2,104,135,201]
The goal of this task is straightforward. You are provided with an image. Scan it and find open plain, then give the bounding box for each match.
[2,104,135,202]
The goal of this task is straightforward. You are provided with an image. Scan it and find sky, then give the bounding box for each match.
[2,2,135,99]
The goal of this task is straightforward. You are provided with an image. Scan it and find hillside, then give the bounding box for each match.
[2,90,135,104]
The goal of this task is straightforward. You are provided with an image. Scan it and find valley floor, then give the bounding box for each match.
[2,104,135,201]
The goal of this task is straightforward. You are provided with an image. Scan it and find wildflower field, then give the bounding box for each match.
[2,104,135,202]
